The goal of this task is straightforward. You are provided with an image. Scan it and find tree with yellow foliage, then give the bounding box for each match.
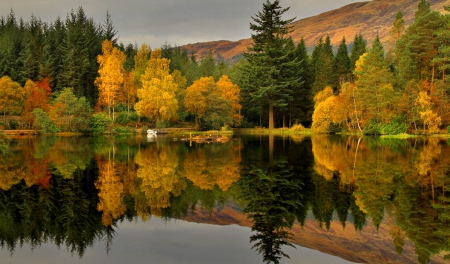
[95,150,126,226]
[95,40,126,120]
[311,86,334,133]
[0,76,24,129]
[416,91,441,132]
[216,75,243,127]
[184,77,212,129]
[135,49,178,126]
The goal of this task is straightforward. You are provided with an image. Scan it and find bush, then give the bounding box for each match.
[116,112,129,125]
[114,126,134,134]
[32,108,60,133]
[363,120,380,135]
[379,116,408,135]
[447,126,450,134]
[290,124,305,132]
[91,113,112,134]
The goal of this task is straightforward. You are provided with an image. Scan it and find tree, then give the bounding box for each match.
[312,35,334,95]
[243,0,298,129]
[332,37,351,91]
[215,75,243,127]
[354,37,397,128]
[51,87,92,132]
[386,11,405,65]
[22,78,51,127]
[31,108,59,133]
[132,43,150,88]
[0,76,24,128]
[350,34,366,71]
[135,49,178,125]
[95,39,126,120]
[184,77,212,129]
[102,10,118,45]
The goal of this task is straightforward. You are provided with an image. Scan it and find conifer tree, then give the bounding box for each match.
[332,37,351,91]
[312,35,334,96]
[242,0,300,129]
[350,34,366,71]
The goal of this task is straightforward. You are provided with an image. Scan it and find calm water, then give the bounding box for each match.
[0,134,449,264]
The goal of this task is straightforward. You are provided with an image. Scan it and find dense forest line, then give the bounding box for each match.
[0,0,449,134]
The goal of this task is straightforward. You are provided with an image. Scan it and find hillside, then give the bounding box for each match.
[181,0,450,62]
[181,204,448,264]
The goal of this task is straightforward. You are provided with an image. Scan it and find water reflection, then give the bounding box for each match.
[0,135,450,263]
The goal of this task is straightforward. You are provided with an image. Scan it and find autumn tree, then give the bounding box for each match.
[22,79,52,127]
[215,75,243,127]
[132,43,150,88]
[184,77,212,129]
[95,39,126,120]
[0,76,24,128]
[135,48,178,126]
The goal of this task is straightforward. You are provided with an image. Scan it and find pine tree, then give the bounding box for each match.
[386,11,405,66]
[312,35,334,95]
[350,34,366,71]
[243,0,300,129]
[294,38,313,126]
[332,37,351,91]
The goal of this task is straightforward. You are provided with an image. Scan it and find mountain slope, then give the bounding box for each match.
[181,0,449,62]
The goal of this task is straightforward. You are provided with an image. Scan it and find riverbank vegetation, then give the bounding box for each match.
[0,0,449,135]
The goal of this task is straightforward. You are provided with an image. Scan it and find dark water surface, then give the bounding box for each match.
[0,134,449,264]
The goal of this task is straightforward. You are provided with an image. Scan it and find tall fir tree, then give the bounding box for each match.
[332,36,351,91]
[350,34,366,72]
[242,0,300,129]
[312,35,334,96]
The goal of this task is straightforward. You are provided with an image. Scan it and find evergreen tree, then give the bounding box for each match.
[332,36,351,91]
[312,35,334,95]
[395,0,443,83]
[242,0,300,129]
[102,10,118,45]
[386,11,405,66]
[350,34,366,71]
[293,38,313,126]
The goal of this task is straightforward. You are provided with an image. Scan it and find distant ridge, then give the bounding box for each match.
[181,0,450,63]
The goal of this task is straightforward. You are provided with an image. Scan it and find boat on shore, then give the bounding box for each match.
[147,129,157,135]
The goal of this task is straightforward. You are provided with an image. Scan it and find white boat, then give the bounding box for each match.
[147,129,157,135]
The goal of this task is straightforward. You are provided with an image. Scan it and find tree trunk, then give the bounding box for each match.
[268,103,274,129]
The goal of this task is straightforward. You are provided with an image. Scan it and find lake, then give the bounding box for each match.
[0,134,449,264]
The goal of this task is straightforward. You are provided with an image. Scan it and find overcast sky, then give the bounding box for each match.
[0,0,360,48]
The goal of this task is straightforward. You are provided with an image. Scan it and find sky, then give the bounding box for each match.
[0,0,359,48]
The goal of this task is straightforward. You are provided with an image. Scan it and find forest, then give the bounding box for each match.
[0,0,449,134]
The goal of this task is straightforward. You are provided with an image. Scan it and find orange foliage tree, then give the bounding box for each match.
[22,78,52,127]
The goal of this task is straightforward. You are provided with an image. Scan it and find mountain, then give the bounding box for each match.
[181,0,450,63]
[181,204,448,264]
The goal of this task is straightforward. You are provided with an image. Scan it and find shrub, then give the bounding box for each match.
[447,126,450,134]
[116,112,129,125]
[31,108,59,133]
[379,116,408,135]
[91,113,112,134]
[290,124,305,132]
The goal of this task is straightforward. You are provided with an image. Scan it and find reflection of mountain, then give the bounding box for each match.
[181,205,447,264]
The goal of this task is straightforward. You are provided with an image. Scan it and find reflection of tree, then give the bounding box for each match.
[238,159,303,264]
[183,141,241,191]
[135,144,186,217]
[95,148,126,226]
[0,162,115,258]
[48,137,93,179]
